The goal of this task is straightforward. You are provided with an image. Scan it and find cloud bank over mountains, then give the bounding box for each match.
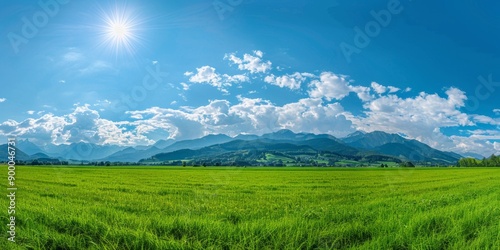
[0,50,498,157]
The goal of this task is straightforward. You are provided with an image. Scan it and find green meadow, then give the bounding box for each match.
[1,166,499,249]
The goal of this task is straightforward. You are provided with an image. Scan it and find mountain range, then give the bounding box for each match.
[1,130,467,166]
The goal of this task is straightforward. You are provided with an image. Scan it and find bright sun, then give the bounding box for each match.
[107,21,132,42]
[98,5,142,56]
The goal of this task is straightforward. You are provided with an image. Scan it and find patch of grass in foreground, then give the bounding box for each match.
[0,166,499,249]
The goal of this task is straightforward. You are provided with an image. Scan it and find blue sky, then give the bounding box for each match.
[0,0,499,156]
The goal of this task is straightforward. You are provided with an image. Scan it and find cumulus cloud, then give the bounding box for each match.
[449,134,500,156]
[126,97,355,140]
[307,72,410,102]
[0,105,151,146]
[264,72,310,90]
[355,88,472,134]
[186,66,249,93]
[371,82,387,94]
[350,86,373,102]
[226,97,280,134]
[188,66,222,87]
[180,82,190,91]
[128,99,268,140]
[225,50,272,73]
[398,128,499,157]
[1,113,68,145]
[0,98,6,103]
[388,86,400,93]
[341,87,500,155]
[278,98,354,136]
[466,129,500,140]
[0,87,495,156]
[223,74,249,83]
[445,87,467,107]
[371,82,400,95]
[127,106,212,140]
[308,72,353,101]
[227,97,355,137]
[471,115,499,125]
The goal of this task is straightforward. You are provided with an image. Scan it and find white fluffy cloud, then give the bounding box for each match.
[126,97,355,140]
[0,98,6,103]
[371,82,387,94]
[388,86,400,93]
[350,86,373,102]
[471,115,499,125]
[371,82,400,95]
[449,134,500,156]
[307,72,373,101]
[225,50,272,74]
[188,66,223,88]
[264,72,309,90]
[278,98,354,136]
[343,87,500,156]
[0,88,496,156]
[355,88,472,134]
[187,66,249,93]
[0,105,151,146]
[180,82,190,91]
[308,72,353,100]
[223,74,249,83]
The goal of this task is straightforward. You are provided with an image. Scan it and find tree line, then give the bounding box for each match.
[457,154,500,167]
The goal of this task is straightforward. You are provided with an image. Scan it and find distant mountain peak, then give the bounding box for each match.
[152,139,175,149]
[345,130,365,138]
[340,131,461,164]
[262,129,296,137]
[275,129,295,134]
[15,139,45,155]
[203,134,231,139]
[368,131,392,136]
[10,129,464,165]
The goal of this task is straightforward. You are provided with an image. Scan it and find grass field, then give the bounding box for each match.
[1,166,499,249]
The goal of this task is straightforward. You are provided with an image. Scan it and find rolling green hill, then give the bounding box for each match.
[144,138,401,166]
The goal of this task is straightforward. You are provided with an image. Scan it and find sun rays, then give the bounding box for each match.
[97,4,144,58]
